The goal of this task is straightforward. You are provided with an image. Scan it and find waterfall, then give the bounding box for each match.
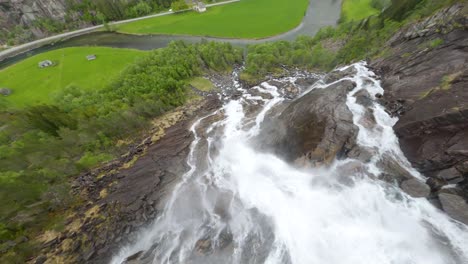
[111,62,468,264]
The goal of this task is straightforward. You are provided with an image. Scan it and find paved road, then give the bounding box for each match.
[0,0,342,66]
[0,0,241,61]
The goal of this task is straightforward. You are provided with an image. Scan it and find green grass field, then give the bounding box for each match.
[0,47,145,107]
[189,77,216,91]
[341,0,380,22]
[117,0,309,38]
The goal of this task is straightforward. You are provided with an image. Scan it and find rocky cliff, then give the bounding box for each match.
[0,0,88,44]
[372,3,468,223]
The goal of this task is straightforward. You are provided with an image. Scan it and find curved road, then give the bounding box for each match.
[0,0,341,68]
[0,0,241,61]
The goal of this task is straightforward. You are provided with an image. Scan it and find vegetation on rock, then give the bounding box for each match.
[340,0,380,22]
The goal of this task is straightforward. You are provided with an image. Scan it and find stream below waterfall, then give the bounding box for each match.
[111,62,468,264]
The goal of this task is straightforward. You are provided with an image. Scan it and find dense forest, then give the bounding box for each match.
[0,0,462,261]
[68,0,192,22]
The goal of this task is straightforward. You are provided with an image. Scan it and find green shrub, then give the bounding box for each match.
[126,1,153,18]
[171,0,189,11]
[429,38,444,48]
[77,152,113,169]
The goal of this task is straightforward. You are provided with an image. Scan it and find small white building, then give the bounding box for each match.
[86,54,97,61]
[193,1,206,13]
[0,88,12,96]
[38,60,53,68]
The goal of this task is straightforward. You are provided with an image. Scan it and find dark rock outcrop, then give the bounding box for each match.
[371,3,468,223]
[372,3,468,175]
[258,78,358,166]
[435,167,464,184]
[0,0,90,44]
[400,178,431,198]
[438,193,468,224]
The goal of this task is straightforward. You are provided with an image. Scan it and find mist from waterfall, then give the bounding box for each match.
[112,62,468,264]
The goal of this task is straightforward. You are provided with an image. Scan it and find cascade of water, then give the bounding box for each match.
[112,62,468,264]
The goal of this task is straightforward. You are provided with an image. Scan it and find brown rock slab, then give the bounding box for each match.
[123,250,144,264]
[400,178,431,198]
[258,79,358,165]
[436,167,464,184]
[438,193,468,225]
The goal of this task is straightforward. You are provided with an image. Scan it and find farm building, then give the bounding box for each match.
[38,60,53,68]
[0,88,12,96]
[193,1,207,12]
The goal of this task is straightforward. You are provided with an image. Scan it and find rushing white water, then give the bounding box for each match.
[112,62,468,264]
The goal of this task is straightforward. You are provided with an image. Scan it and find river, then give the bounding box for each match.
[0,0,341,70]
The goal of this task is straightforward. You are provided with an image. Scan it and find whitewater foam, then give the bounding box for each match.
[111,62,468,264]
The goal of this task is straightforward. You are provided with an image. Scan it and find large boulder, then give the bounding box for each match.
[400,178,431,198]
[257,79,358,165]
[435,167,464,184]
[438,193,468,225]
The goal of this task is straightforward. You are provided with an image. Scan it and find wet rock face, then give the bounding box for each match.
[371,3,468,223]
[435,167,464,184]
[35,97,223,264]
[0,0,89,43]
[438,193,468,225]
[1,0,67,26]
[123,251,144,264]
[400,178,431,198]
[372,4,468,179]
[354,89,373,108]
[258,78,358,165]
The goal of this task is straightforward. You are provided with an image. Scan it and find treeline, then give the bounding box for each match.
[1,0,190,45]
[67,0,175,22]
[241,0,458,81]
[0,41,242,262]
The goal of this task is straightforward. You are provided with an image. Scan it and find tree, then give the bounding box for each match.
[127,1,153,18]
[171,0,189,11]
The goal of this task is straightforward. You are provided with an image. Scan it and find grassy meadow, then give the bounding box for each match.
[341,0,380,22]
[0,47,145,107]
[189,77,216,91]
[116,0,309,38]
